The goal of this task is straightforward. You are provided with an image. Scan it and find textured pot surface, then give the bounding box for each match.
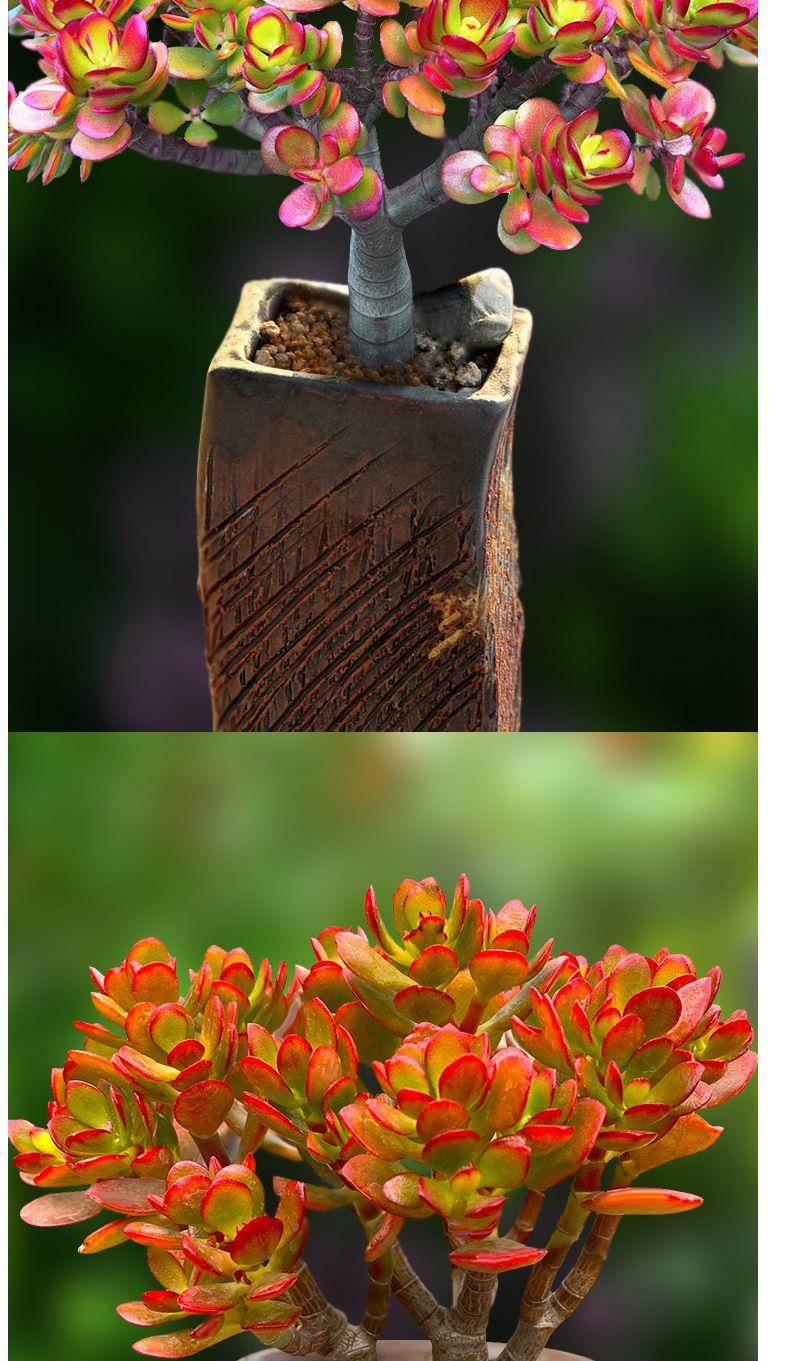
[197,276,532,732]
[254,1345,590,1361]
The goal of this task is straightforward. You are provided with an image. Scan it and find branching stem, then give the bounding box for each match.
[355,12,378,115]
[386,58,557,227]
[129,122,266,175]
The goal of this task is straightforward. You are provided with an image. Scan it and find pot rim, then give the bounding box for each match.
[208,275,533,411]
[252,1345,590,1361]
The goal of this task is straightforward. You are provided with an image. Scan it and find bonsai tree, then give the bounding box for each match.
[9,0,758,366]
[10,874,756,1360]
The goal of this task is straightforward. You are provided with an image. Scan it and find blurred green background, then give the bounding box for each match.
[8,39,756,731]
[8,732,756,1361]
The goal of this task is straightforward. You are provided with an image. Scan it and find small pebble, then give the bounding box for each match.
[252,296,494,392]
[455,362,483,389]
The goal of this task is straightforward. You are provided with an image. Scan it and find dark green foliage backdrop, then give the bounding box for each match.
[8,732,756,1361]
[8,43,756,731]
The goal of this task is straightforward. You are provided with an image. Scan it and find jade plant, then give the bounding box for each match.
[8,1,757,365]
[10,874,756,1360]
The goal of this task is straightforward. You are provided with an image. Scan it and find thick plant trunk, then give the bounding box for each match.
[347,220,414,367]
[347,129,414,367]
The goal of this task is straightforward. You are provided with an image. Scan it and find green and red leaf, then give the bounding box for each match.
[449,1236,547,1272]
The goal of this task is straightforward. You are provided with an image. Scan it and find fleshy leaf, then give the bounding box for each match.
[449,1237,547,1272]
[21,1190,100,1227]
[577,1187,703,1215]
[623,1114,722,1178]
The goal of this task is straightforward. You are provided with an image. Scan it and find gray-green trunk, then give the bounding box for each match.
[347,218,414,368]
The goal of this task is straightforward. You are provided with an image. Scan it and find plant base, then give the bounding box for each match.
[196,275,532,732]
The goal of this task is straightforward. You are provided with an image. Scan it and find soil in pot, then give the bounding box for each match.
[252,294,498,393]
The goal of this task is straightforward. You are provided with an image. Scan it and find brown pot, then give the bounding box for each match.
[196,276,532,732]
[255,1345,589,1361]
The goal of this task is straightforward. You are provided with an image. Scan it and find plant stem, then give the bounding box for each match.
[287,1262,376,1361]
[392,1243,447,1336]
[450,1270,497,1336]
[355,12,378,115]
[510,1190,545,1242]
[347,129,414,366]
[546,1214,620,1329]
[387,58,556,228]
[129,122,266,175]
[363,1252,394,1338]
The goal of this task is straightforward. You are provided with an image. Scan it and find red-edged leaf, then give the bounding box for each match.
[417,1098,470,1142]
[118,1301,184,1327]
[421,1128,481,1174]
[339,1101,413,1160]
[624,987,682,1039]
[382,1172,429,1218]
[623,1113,722,1178]
[602,1013,646,1066]
[525,1097,605,1190]
[395,985,456,1026]
[340,1154,400,1212]
[364,1212,403,1261]
[177,1282,245,1314]
[200,1177,253,1234]
[479,1049,533,1131]
[248,1271,300,1300]
[438,1054,488,1107]
[21,1190,100,1227]
[577,1186,703,1215]
[132,1323,238,1356]
[469,949,529,1000]
[668,975,717,1043]
[702,1050,757,1109]
[409,946,460,988]
[79,1216,131,1252]
[125,1222,185,1250]
[87,1177,166,1215]
[180,1232,236,1276]
[173,1081,233,1138]
[240,1094,304,1145]
[477,1137,530,1189]
[229,1213,283,1266]
[521,1123,574,1153]
[449,1236,547,1272]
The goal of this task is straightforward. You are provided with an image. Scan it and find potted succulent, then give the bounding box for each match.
[10,873,756,1359]
[8,2,757,731]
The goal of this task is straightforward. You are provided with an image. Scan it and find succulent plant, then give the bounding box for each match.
[620,76,743,215]
[11,874,755,1361]
[513,2,618,85]
[8,0,757,364]
[243,7,344,118]
[441,96,634,251]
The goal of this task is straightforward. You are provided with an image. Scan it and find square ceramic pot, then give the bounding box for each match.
[197,276,532,732]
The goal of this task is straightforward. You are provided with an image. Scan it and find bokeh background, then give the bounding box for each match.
[8,38,756,731]
[9,731,756,1361]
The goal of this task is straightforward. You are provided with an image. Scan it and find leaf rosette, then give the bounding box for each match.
[610,0,758,85]
[243,5,344,119]
[304,876,553,1057]
[260,104,383,229]
[381,0,520,137]
[442,96,633,252]
[112,1167,306,1356]
[339,1022,606,1268]
[513,1,618,85]
[621,76,743,216]
[511,944,757,1169]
